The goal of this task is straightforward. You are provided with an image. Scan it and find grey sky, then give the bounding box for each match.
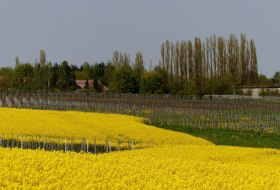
[0,0,279,77]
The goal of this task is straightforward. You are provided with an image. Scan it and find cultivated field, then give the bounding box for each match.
[1,145,280,189]
[1,93,280,189]
[0,108,211,152]
[1,92,280,132]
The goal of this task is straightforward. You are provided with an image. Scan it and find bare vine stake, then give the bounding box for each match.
[106,137,109,153]
[86,139,89,153]
[131,141,134,150]
[64,139,67,153]
[21,135,23,149]
[94,137,97,154]
[38,136,41,149]
[43,136,46,150]
[109,141,112,152]
[11,134,14,148]
[117,140,120,151]
[81,138,85,152]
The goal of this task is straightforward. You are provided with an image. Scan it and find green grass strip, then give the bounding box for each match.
[151,122,280,149]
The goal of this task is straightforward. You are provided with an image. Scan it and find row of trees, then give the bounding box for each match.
[159,34,258,95]
[0,34,275,95]
[0,51,77,92]
[0,50,144,93]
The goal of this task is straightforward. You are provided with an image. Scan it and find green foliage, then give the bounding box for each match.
[0,37,266,96]
[259,88,280,97]
[244,89,253,96]
[152,122,280,149]
[13,63,34,91]
[168,79,184,95]
[56,61,77,91]
[217,77,234,95]
[84,79,89,89]
[234,89,244,95]
[102,62,115,86]
[273,72,280,86]
[258,74,272,86]
[49,63,59,90]
[204,78,219,95]
[92,63,105,80]
[140,66,168,94]
[0,67,14,92]
[93,78,103,92]
[33,62,51,91]
[109,64,137,93]
[202,77,234,95]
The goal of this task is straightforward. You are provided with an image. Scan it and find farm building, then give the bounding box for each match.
[237,86,280,96]
[75,80,94,89]
[75,79,109,92]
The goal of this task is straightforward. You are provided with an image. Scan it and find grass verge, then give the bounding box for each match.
[151,122,280,149]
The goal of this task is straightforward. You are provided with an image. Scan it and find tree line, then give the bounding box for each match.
[0,34,277,95]
[158,34,259,95]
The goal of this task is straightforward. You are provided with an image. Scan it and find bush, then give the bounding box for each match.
[259,88,280,97]
[235,89,244,95]
[244,89,253,96]
[154,89,165,94]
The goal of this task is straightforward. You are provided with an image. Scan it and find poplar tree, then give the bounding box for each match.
[210,35,217,78]
[245,41,251,85]
[208,37,213,78]
[40,50,46,67]
[228,34,239,84]
[174,41,180,79]
[161,43,165,70]
[218,37,226,78]
[15,56,20,66]
[180,41,187,82]
[134,51,145,77]
[181,41,189,83]
[240,33,247,85]
[112,50,119,70]
[187,40,193,81]
[123,53,130,66]
[165,40,171,77]
[170,42,175,81]
[205,38,210,79]
[250,39,258,84]
[194,37,203,95]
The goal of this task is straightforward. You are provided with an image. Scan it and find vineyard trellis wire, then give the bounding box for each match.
[1,92,280,133]
[0,132,165,154]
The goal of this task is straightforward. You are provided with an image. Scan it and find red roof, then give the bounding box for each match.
[75,80,94,89]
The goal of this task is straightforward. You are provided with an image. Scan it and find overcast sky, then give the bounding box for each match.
[0,0,279,77]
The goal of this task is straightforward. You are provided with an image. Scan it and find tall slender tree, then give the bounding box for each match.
[194,37,203,95]
[250,39,258,84]
[217,37,226,78]
[134,51,145,85]
[170,42,175,81]
[165,40,171,77]
[174,41,180,79]
[240,33,247,85]
[180,41,187,82]
[187,40,194,81]
[40,50,46,67]
[112,50,120,70]
[161,42,165,70]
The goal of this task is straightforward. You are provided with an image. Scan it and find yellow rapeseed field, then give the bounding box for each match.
[0,108,211,145]
[1,145,280,189]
